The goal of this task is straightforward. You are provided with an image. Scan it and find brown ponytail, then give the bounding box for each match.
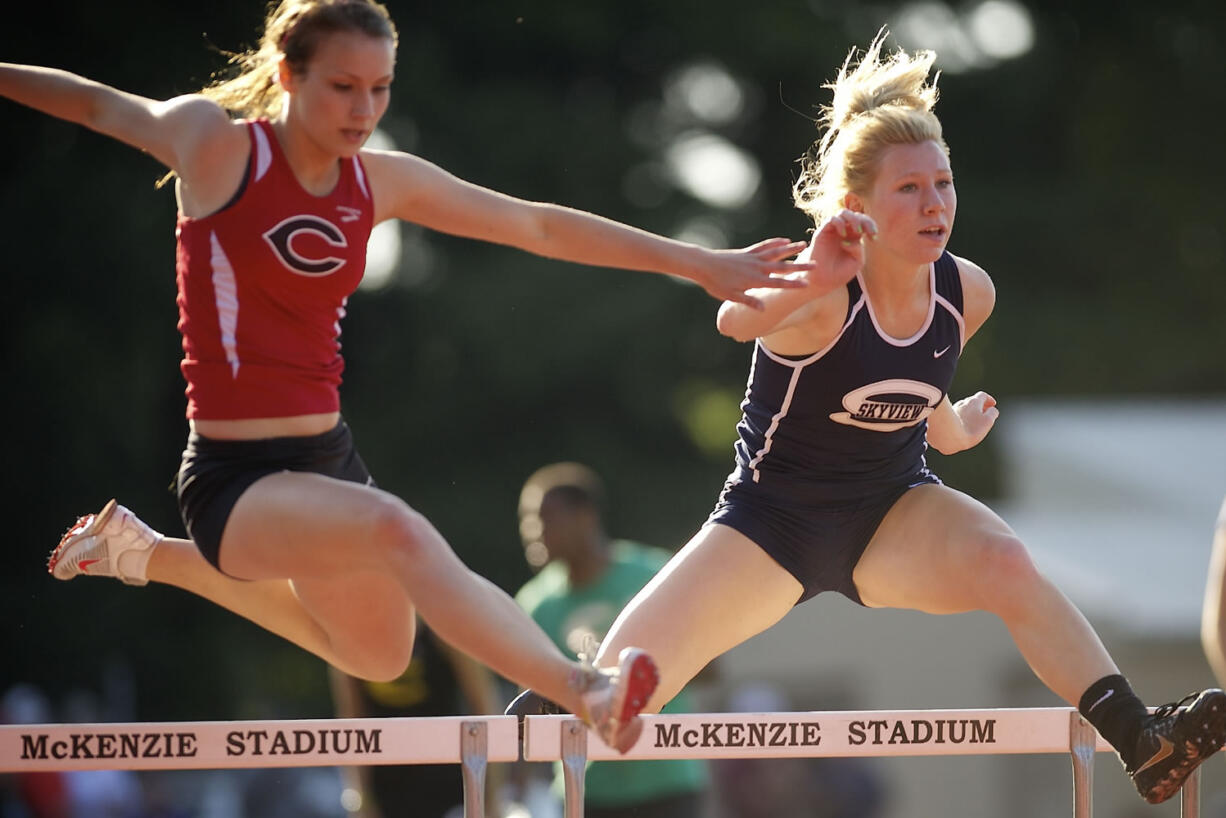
[156,0,397,187]
[201,0,398,119]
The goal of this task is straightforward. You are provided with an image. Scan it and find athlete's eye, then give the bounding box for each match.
[332,82,353,92]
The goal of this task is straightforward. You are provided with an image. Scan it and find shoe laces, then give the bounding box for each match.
[52,513,96,559]
[576,633,601,668]
[1154,692,1200,721]
[567,636,600,718]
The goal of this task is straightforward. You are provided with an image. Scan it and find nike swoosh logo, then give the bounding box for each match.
[1088,689,1114,712]
[78,558,103,574]
[1134,735,1174,775]
[933,345,952,358]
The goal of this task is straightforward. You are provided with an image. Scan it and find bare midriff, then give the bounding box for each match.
[190,412,341,441]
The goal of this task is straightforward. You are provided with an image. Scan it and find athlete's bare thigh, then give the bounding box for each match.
[853,483,1023,613]
[219,470,410,581]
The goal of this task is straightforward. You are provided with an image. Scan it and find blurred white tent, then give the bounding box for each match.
[712,397,1226,818]
[996,399,1226,636]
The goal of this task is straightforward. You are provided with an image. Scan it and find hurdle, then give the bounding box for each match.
[1,709,1207,817]
[522,708,1204,818]
[0,715,520,818]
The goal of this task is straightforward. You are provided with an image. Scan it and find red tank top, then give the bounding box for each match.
[175,119,374,419]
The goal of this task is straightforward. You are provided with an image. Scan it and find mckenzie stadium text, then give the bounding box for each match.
[18,727,384,760]
[652,718,996,749]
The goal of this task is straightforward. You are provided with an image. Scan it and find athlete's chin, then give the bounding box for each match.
[337,129,370,155]
[911,242,948,264]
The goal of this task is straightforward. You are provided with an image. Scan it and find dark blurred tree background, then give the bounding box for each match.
[2,0,1223,720]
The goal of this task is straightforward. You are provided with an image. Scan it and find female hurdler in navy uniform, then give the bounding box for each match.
[0,0,817,752]
[591,33,1225,798]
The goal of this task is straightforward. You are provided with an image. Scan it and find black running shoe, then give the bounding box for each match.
[504,689,565,745]
[1129,688,1226,803]
[504,688,565,719]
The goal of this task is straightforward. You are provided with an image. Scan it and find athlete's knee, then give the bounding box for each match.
[357,646,413,683]
[342,646,412,683]
[330,608,415,682]
[966,531,1040,607]
[365,494,443,564]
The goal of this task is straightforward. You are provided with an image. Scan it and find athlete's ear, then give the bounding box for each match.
[843,192,865,214]
[276,56,294,93]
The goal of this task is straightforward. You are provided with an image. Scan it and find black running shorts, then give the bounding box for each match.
[176,420,374,573]
[705,473,938,605]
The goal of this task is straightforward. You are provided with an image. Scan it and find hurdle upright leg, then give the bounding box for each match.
[1181,767,1200,818]
[460,721,488,818]
[1069,712,1097,818]
[560,719,588,818]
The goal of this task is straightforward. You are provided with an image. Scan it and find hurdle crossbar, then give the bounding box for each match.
[0,709,1204,818]
[525,706,1109,760]
[0,715,520,818]
[522,709,1201,818]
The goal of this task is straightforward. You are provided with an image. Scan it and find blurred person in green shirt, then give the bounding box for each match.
[514,462,711,818]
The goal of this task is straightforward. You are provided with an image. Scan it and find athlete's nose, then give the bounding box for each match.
[921,185,945,215]
[352,91,375,119]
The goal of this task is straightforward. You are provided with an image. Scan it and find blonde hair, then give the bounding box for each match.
[792,29,946,226]
[202,0,398,119]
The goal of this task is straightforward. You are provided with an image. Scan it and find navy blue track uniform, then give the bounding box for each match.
[708,251,966,603]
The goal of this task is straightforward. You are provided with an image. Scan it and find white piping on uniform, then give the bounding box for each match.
[334,296,348,339]
[745,363,802,482]
[858,262,936,346]
[747,294,866,481]
[757,295,867,367]
[934,293,966,350]
[353,157,370,200]
[209,231,241,378]
[253,124,272,182]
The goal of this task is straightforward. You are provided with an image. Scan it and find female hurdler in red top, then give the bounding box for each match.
[176,118,374,419]
[2,0,818,753]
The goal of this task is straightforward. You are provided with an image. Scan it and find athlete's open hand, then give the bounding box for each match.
[807,209,877,289]
[692,237,815,310]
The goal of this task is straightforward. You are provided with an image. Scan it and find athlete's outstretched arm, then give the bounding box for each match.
[361,148,814,308]
[0,62,239,179]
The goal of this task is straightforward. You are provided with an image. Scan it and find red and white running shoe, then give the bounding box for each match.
[572,647,660,753]
[47,500,161,586]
